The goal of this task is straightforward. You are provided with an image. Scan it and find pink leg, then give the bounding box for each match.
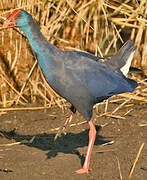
[76,120,96,174]
[54,114,73,140]
[63,114,73,127]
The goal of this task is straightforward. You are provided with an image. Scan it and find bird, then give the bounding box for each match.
[3,9,138,174]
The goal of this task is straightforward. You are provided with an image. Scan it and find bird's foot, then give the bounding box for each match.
[75,168,92,174]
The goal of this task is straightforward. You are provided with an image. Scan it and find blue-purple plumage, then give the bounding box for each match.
[7,10,138,120]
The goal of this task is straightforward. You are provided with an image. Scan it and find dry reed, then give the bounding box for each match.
[0,0,146,110]
[128,143,145,179]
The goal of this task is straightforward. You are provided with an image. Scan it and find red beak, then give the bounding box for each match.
[3,18,16,28]
[3,9,21,28]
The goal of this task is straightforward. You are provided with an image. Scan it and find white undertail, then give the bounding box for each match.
[120,51,135,77]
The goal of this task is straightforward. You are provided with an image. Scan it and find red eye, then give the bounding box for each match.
[15,13,22,18]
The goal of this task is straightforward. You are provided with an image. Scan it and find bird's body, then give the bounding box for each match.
[3,9,138,174]
[11,10,137,120]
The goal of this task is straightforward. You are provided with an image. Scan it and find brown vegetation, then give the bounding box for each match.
[0,0,147,108]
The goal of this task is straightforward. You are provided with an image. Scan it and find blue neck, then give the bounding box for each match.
[19,22,57,82]
[19,24,50,54]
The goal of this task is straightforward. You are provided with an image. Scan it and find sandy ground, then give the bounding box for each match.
[0,100,147,180]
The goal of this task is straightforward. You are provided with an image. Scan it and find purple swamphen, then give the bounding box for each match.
[3,9,138,174]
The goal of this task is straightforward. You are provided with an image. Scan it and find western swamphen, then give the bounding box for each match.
[3,9,138,174]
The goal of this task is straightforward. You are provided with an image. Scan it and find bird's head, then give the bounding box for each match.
[3,9,32,29]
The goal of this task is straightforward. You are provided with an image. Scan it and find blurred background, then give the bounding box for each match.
[0,0,146,108]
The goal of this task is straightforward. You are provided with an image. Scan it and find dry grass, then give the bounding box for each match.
[128,143,145,179]
[0,0,146,110]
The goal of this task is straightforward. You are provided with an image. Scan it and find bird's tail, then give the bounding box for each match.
[105,40,137,77]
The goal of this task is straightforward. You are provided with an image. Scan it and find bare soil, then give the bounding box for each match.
[0,101,147,180]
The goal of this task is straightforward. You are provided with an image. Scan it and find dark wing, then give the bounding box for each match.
[65,51,104,61]
[51,48,137,101]
[66,59,135,99]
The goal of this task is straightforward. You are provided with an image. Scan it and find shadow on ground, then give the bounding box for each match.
[0,126,111,166]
